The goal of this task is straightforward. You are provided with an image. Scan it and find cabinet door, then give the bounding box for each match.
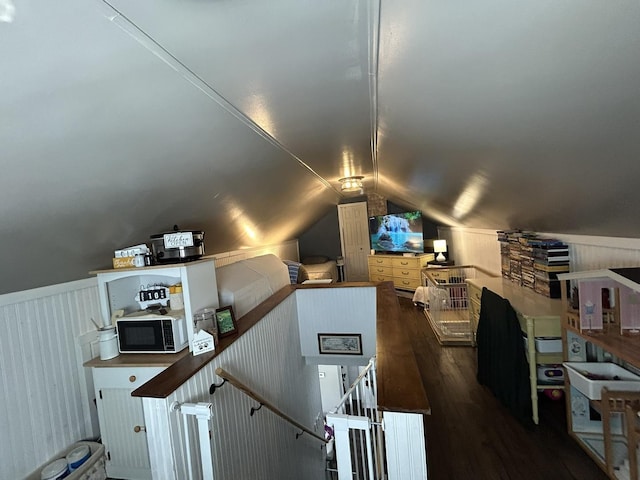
[94,367,164,480]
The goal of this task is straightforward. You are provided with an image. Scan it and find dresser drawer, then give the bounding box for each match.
[92,366,165,390]
[391,257,420,269]
[394,267,421,280]
[369,265,393,276]
[369,256,393,268]
[394,277,421,290]
[370,273,393,283]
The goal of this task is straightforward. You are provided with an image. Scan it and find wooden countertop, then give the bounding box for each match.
[466,277,563,319]
[131,285,297,398]
[375,281,431,414]
[84,348,190,368]
[128,280,431,417]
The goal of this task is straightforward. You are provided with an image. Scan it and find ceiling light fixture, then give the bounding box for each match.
[339,176,364,194]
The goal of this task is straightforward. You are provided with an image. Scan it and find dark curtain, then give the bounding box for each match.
[476,287,532,426]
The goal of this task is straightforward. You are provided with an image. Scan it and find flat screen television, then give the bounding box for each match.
[369,211,424,254]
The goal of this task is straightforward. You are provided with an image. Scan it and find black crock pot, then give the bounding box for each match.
[150,228,205,264]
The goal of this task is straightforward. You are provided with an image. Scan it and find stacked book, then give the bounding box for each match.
[497,232,570,298]
[518,239,535,289]
[497,230,521,279]
[497,230,544,286]
[531,239,570,298]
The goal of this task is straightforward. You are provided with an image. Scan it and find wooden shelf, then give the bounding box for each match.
[564,322,640,367]
[560,268,640,479]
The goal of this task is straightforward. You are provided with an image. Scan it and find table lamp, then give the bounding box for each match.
[433,239,447,262]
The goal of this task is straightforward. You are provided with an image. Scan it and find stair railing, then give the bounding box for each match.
[214,367,327,444]
[170,367,328,480]
[325,356,384,480]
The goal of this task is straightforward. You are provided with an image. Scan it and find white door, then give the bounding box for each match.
[318,365,344,413]
[338,202,370,281]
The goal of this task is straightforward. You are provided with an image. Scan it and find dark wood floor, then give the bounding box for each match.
[398,297,608,480]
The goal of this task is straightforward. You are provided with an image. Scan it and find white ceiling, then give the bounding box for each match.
[1,0,640,294]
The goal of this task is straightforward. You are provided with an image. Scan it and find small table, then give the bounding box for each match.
[427,260,455,267]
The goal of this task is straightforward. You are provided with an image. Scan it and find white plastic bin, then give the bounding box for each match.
[534,337,562,353]
[564,362,640,400]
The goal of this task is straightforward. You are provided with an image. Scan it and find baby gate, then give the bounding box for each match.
[422,265,493,346]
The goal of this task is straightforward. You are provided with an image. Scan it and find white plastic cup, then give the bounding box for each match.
[99,326,119,360]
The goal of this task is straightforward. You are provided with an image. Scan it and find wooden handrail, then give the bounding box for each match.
[215,367,327,444]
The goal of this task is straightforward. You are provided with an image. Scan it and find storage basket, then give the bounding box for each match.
[564,362,640,400]
[26,441,106,480]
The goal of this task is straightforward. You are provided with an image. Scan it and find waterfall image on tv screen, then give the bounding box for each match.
[369,211,424,253]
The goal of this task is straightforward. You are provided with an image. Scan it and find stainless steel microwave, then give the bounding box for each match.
[116,311,188,354]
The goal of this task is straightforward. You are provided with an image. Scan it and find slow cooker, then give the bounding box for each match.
[150,228,205,264]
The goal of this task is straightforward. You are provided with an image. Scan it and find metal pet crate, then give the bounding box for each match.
[422,265,494,346]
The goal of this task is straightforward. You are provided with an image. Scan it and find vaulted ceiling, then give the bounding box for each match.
[1,0,639,294]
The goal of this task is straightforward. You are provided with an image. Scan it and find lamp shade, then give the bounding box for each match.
[433,239,447,262]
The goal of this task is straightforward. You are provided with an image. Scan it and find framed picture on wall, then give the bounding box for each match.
[215,305,238,337]
[317,333,362,355]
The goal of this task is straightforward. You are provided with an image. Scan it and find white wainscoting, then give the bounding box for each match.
[0,240,299,480]
[209,240,299,267]
[0,278,101,480]
[296,286,377,365]
[440,227,640,275]
[145,295,326,480]
[383,411,428,480]
[438,227,502,275]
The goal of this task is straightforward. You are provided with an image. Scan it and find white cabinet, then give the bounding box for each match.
[92,366,165,480]
[92,258,219,351]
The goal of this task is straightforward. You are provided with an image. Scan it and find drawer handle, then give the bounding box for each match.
[402,271,410,275]
[400,261,409,265]
[134,425,146,433]
[376,268,384,273]
[129,375,137,383]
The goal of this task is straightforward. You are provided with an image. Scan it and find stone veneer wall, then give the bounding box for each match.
[367,193,387,216]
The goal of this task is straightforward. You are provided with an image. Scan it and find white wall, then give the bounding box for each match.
[296,287,377,365]
[318,365,344,413]
[439,227,502,275]
[441,227,640,274]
